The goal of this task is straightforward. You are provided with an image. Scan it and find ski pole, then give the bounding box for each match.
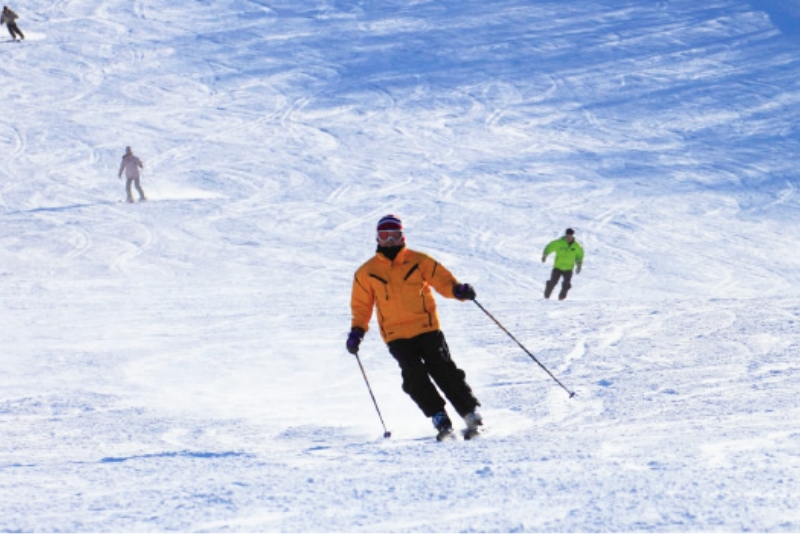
[473,300,576,398]
[354,353,392,438]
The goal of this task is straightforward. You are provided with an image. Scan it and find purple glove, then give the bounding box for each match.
[346,327,365,355]
[453,283,476,301]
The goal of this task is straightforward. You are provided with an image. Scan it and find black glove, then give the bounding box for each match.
[346,327,365,355]
[576,263,582,274]
[453,283,476,301]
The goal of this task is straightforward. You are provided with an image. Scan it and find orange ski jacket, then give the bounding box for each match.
[351,247,461,343]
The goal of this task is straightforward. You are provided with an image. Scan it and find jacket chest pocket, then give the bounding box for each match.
[369,274,390,300]
[400,263,427,311]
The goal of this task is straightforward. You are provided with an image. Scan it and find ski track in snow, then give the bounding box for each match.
[2,0,800,531]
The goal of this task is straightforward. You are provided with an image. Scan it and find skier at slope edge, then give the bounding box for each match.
[542,227,584,300]
[346,214,483,440]
[1,6,24,40]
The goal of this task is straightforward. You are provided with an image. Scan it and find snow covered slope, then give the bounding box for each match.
[1,0,799,530]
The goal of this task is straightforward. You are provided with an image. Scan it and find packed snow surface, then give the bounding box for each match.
[2,0,800,531]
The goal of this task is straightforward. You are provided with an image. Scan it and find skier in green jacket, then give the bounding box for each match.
[541,228,584,300]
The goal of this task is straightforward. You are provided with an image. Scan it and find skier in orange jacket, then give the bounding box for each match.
[347,214,482,438]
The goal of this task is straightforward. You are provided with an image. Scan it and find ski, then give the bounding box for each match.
[463,428,481,440]
[434,412,483,441]
[436,427,456,442]
[434,427,482,441]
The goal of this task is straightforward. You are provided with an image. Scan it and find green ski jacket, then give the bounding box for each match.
[543,237,584,271]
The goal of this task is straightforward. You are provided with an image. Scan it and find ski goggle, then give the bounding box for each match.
[377,230,403,242]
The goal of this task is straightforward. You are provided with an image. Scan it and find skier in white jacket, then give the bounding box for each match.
[118,146,146,202]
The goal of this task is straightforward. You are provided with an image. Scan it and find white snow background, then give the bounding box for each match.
[2,0,800,531]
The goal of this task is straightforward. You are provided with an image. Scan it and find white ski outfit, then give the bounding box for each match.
[118,148,146,202]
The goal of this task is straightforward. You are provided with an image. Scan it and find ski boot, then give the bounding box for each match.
[463,411,483,440]
[432,411,454,441]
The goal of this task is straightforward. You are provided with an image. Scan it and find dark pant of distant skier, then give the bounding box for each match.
[7,22,23,40]
[126,177,146,202]
[387,330,479,418]
[545,268,573,300]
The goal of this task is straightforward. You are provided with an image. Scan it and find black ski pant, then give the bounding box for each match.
[387,330,480,419]
[545,268,573,300]
[7,23,24,40]
[126,177,146,201]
